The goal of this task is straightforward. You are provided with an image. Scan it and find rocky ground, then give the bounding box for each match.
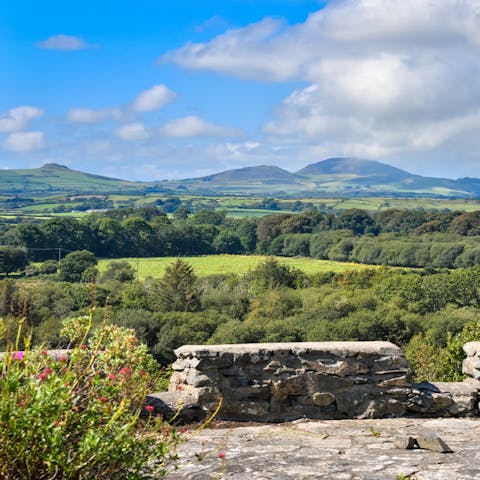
[165,418,480,480]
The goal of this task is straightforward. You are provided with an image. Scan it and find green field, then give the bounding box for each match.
[97,255,379,280]
[3,191,480,219]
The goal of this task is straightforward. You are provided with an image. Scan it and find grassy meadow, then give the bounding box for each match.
[97,254,379,280]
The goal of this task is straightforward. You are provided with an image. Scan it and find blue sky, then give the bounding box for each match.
[2,0,480,180]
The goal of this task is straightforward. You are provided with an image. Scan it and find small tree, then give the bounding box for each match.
[246,257,305,290]
[159,259,200,312]
[0,246,28,276]
[59,250,97,283]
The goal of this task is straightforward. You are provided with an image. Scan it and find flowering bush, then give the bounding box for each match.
[0,315,179,479]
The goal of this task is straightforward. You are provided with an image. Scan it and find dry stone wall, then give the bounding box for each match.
[147,341,480,422]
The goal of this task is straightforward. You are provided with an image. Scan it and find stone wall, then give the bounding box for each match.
[463,342,480,379]
[147,341,480,422]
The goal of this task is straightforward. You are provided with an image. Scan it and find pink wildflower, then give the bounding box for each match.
[218,452,226,459]
[98,396,108,403]
[39,373,47,381]
[12,351,24,360]
[145,405,154,413]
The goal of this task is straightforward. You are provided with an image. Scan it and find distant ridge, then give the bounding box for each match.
[0,163,149,194]
[200,165,300,183]
[1,158,479,197]
[161,157,476,197]
[297,157,412,181]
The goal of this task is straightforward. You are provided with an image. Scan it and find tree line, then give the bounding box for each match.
[2,206,480,271]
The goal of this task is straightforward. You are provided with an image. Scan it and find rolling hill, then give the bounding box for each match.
[0,163,150,194]
[1,158,479,197]
[159,158,476,197]
[297,157,412,181]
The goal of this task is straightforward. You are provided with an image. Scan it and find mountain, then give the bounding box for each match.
[0,163,150,194]
[201,165,300,183]
[1,158,480,197]
[162,164,313,195]
[161,157,475,197]
[297,157,412,182]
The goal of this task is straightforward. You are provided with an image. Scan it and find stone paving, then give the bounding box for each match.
[166,418,480,479]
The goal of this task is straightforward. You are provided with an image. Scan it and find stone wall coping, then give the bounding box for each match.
[174,341,402,357]
[463,342,480,357]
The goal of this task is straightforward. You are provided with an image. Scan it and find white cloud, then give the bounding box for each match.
[194,15,229,33]
[164,0,480,170]
[67,85,176,126]
[159,116,239,138]
[131,84,176,112]
[162,18,302,81]
[36,35,93,51]
[67,108,122,123]
[0,106,44,132]
[115,122,149,141]
[5,131,45,152]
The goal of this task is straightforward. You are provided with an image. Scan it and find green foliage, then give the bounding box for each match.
[99,260,135,283]
[336,208,376,235]
[59,250,97,282]
[188,209,226,225]
[121,282,151,310]
[435,319,480,381]
[405,334,441,382]
[407,316,480,382]
[0,316,178,479]
[158,259,200,312]
[246,257,305,290]
[0,279,20,318]
[0,246,28,275]
[213,231,244,254]
[200,275,250,319]
[449,211,480,236]
[153,310,227,363]
[39,259,58,275]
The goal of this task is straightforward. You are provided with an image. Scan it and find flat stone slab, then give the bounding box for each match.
[463,342,480,357]
[165,418,480,479]
[175,341,403,357]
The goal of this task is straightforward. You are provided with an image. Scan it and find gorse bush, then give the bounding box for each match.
[0,315,179,480]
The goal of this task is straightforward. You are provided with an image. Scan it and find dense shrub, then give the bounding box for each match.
[59,250,97,283]
[0,316,178,479]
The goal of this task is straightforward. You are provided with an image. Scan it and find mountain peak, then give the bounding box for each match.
[201,165,299,183]
[297,157,411,180]
[41,163,70,170]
